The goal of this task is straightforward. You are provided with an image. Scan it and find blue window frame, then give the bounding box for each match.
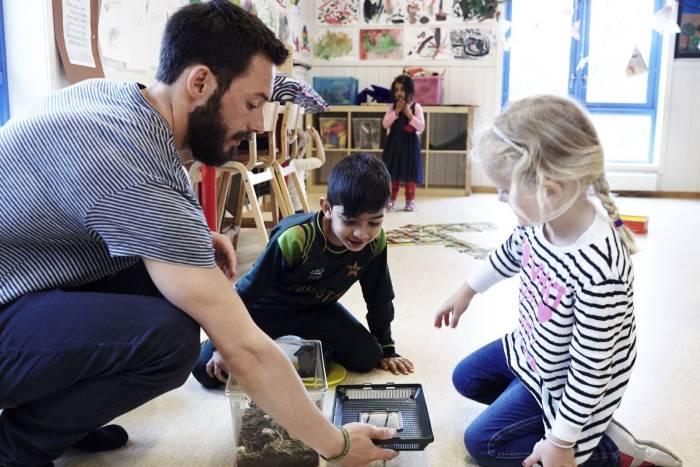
[0,0,10,124]
[502,0,664,164]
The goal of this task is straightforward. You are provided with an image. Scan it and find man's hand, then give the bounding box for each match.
[212,232,236,281]
[523,439,576,467]
[379,356,415,375]
[338,423,399,466]
[206,349,230,384]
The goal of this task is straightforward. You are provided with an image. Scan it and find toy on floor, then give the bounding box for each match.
[620,215,648,234]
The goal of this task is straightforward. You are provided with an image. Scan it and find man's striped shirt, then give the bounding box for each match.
[467,209,636,464]
[0,79,214,305]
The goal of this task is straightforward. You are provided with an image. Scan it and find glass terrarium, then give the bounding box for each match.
[226,338,330,467]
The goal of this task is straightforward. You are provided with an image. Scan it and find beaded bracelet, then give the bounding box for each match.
[321,426,351,462]
[545,431,575,449]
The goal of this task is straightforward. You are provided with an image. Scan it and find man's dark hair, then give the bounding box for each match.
[391,74,415,103]
[327,153,391,217]
[156,0,288,91]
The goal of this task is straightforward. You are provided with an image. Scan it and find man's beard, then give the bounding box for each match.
[187,91,250,167]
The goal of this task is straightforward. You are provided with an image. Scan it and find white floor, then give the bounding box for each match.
[56,193,700,467]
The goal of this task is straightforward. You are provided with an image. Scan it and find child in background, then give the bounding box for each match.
[193,153,415,388]
[434,95,682,467]
[382,75,425,212]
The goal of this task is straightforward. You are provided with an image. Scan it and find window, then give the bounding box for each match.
[502,0,664,164]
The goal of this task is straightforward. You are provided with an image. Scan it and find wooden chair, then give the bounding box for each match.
[286,126,326,213]
[218,101,286,246]
[271,103,302,217]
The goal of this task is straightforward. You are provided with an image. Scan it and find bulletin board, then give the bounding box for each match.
[52,0,104,84]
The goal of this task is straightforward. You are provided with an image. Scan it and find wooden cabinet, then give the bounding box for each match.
[306,105,476,195]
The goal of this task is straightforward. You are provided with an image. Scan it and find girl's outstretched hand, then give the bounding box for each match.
[434,282,476,328]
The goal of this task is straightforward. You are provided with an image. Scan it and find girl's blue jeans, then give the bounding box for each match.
[453,339,621,467]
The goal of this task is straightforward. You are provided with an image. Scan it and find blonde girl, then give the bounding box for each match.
[435,95,681,467]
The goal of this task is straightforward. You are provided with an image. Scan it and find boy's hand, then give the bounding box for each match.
[379,356,414,375]
[212,231,237,281]
[206,349,230,384]
[434,282,476,328]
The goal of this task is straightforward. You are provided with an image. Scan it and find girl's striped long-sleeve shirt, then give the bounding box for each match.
[467,209,637,464]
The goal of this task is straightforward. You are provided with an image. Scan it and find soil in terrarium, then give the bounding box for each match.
[237,401,319,467]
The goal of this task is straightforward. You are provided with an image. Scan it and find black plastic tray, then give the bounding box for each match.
[331,383,434,451]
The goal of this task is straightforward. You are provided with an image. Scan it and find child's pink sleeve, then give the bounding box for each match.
[410,103,426,133]
[383,104,397,129]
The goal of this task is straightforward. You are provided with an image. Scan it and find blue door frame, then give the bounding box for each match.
[502,0,664,163]
[0,0,10,124]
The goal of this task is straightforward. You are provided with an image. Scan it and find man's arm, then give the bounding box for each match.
[144,259,398,464]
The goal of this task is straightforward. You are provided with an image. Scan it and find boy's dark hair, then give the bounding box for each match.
[156,0,288,91]
[391,74,415,103]
[327,153,391,217]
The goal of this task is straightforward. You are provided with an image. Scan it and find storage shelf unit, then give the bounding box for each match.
[307,105,476,195]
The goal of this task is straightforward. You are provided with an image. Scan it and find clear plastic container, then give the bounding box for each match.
[352,118,382,149]
[226,338,330,467]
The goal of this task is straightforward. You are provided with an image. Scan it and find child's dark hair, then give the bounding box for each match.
[391,74,415,103]
[156,0,288,91]
[327,153,391,217]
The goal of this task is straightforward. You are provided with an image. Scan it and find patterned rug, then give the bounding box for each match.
[386,222,497,259]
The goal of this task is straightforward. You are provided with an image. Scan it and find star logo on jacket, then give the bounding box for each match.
[308,268,325,280]
[346,261,362,278]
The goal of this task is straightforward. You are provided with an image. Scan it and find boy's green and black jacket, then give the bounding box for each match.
[236,211,398,357]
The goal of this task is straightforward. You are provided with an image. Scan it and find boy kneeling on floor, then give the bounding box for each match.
[193,152,414,388]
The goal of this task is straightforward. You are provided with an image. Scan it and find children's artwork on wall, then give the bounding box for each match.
[255,0,278,32]
[316,0,359,25]
[450,27,490,59]
[288,0,301,14]
[363,0,408,24]
[406,27,450,59]
[384,0,408,24]
[294,24,312,56]
[362,0,385,23]
[406,0,431,25]
[241,0,257,16]
[313,29,357,60]
[278,12,290,43]
[451,0,498,22]
[675,0,700,58]
[359,29,404,60]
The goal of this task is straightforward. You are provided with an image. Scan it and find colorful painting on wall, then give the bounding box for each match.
[293,24,313,56]
[450,27,491,59]
[406,27,450,59]
[451,0,498,22]
[675,1,700,58]
[278,12,290,43]
[359,28,404,60]
[313,29,357,60]
[362,0,408,24]
[316,0,360,25]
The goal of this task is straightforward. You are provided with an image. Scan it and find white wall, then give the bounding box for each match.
[657,60,700,192]
[2,2,698,193]
[4,0,66,118]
